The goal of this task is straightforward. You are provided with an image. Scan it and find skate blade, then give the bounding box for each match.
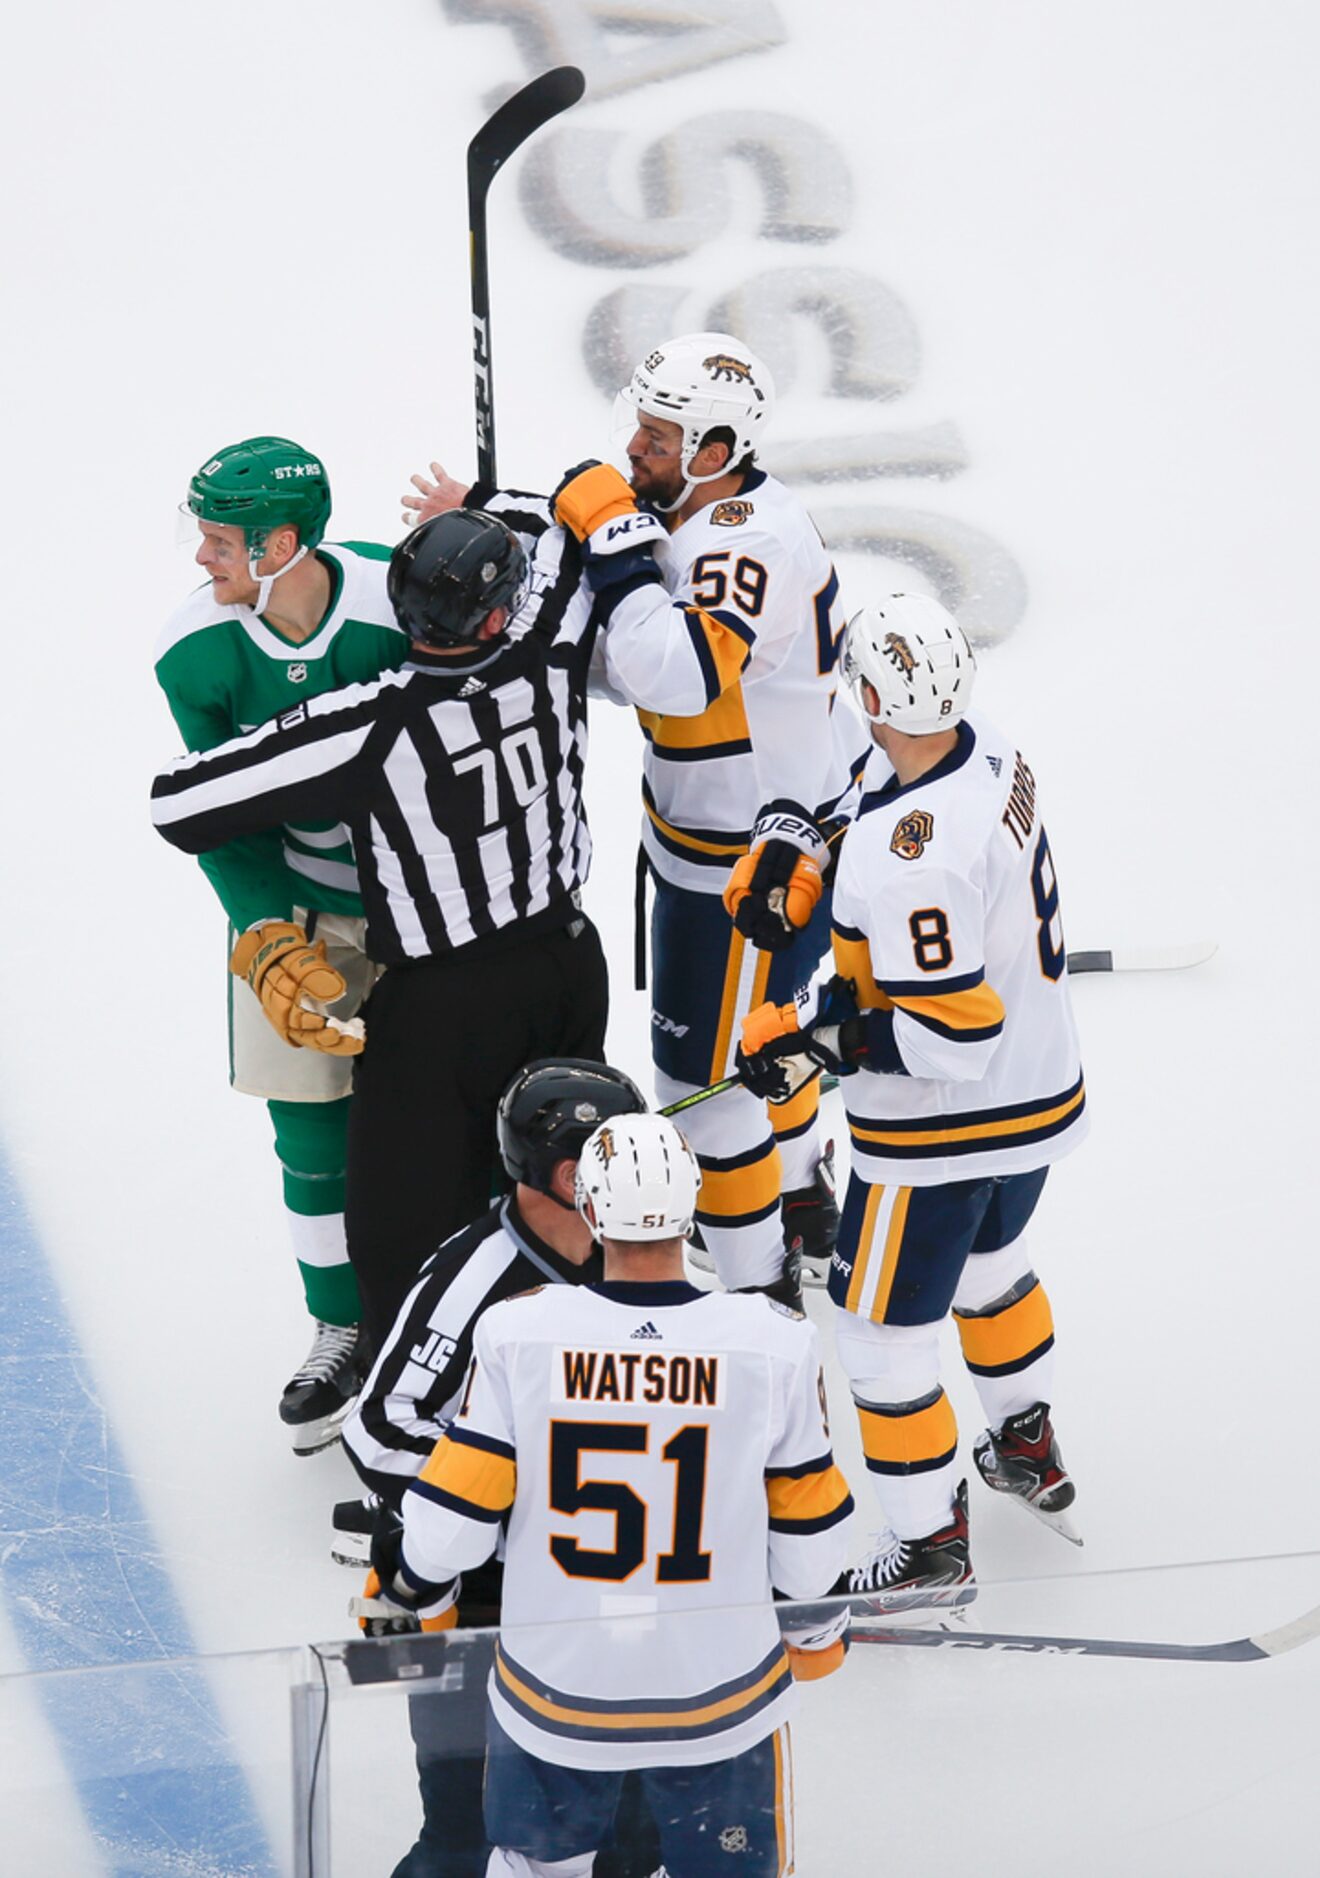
[331,1540,372,1568]
[1017,1496,1084,1546]
[287,1413,351,1457]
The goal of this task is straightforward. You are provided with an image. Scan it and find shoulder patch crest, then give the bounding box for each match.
[890,808,934,860]
[504,1283,547,1302]
[767,1298,806,1321]
[710,499,754,527]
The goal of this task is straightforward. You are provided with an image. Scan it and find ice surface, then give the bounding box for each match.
[1,0,1318,1870]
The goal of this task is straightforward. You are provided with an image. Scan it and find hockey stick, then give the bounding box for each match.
[1067,941,1216,975]
[469,66,586,486]
[848,1594,1320,1664]
[659,1076,741,1119]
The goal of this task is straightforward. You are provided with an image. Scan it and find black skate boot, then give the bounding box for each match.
[280,1320,371,1456]
[832,1480,976,1616]
[330,1491,382,1567]
[973,1402,1081,1545]
[781,1141,840,1287]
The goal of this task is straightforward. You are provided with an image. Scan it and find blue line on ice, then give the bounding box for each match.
[0,1151,277,1877]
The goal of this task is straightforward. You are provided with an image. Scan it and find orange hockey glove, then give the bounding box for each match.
[229,921,364,1056]
[723,802,828,953]
[553,460,642,540]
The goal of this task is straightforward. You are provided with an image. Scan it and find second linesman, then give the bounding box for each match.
[153,509,609,1351]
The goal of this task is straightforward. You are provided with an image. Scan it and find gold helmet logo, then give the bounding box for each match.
[882,632,917,678]
[702,353,754,384]
[596,1127,617,1163]
[890,810,934,861]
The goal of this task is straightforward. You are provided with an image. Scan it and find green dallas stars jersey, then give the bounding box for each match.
[154,541,409,932]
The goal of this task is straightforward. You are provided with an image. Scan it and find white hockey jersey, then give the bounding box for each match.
[825,713,1088,1185]
[595,469,860,894]
[399,1279,853,1771]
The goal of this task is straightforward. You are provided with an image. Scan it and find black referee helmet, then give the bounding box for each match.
[498,1060,647,1195]
[388,508,527,647]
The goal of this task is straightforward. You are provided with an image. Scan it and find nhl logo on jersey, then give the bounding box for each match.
[287,662,308,683]
[718,1825,749,1852]
[711,500,754,527]
[890,809,934,860]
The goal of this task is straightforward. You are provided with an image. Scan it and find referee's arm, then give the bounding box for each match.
[150,677,388,855]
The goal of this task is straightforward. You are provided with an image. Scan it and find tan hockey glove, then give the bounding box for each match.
[229,921,365,1056]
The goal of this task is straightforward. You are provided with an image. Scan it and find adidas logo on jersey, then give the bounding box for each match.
[986,754,1003,776]
[630,1320,663,1341]
[456,677,487,698]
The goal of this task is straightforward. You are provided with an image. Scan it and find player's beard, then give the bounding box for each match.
[628,456,684,509]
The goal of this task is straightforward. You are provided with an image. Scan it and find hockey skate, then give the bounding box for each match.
[781,1141,840,1287]
[973,1402,1082,1546]
[832,1481,976,1617]
[279,1320,370,1456]
[331,1492,381,1567]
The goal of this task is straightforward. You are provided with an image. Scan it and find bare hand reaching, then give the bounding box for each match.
[400,462,473,529]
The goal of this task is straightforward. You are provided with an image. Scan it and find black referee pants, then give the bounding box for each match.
[346,914,608,1352]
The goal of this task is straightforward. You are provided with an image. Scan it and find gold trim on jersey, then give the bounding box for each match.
[643,795,749,858]
[419,1429,516,1518]
[855,1390,958,1472]
[849,1080,1086,1154]
[843,1184,912,1321]
[955,1281,1054,1373]
[831,930,889,1009]
[890,981,1006,1037]
[696,1146,782,1220]
[493,1640,791,1742]
[637,678,750,753]
[764,1460,854,1533]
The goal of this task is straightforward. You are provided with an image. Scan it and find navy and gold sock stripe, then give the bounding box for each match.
[955,1275,1055,1377]
[695,1139,783,1231]
[854,1386,958,1477]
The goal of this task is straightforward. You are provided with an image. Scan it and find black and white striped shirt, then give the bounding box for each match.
[342,1197,602,1510]
[151,507,596,966]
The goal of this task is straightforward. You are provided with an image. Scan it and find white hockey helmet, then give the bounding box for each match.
[574,1113,701,1245]
[616,331,775,510]
[841,593,976,735]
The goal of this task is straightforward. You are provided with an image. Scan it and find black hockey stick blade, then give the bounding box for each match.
[468,66,585,208]
[468,67,586,487]
[1067,940,1217,975]
[850,1594,1320,1664]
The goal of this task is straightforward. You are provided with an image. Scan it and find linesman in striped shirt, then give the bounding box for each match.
[153,508,643,1350]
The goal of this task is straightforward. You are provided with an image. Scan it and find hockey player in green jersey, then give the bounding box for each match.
[155,435,409,1453]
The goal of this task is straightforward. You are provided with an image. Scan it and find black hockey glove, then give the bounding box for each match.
[723,801,829,952]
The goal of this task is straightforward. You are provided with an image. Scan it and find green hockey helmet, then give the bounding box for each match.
[187,436,332,554]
